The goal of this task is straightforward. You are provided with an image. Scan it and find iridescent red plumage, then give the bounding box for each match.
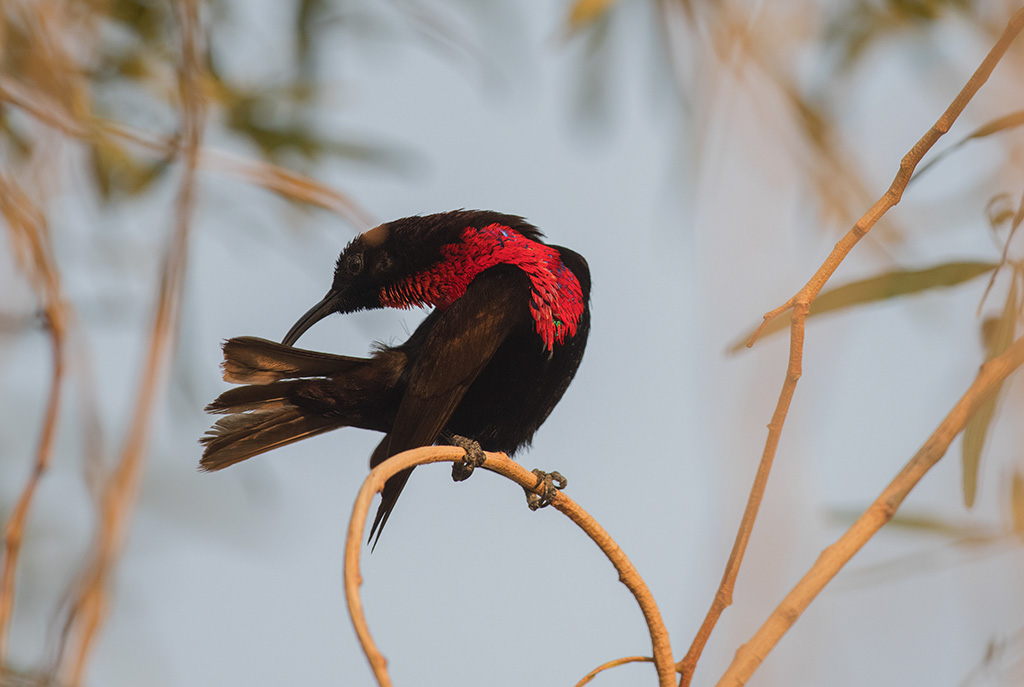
[378,224,585,351]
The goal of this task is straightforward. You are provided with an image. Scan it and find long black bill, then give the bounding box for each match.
[282,291,342,346]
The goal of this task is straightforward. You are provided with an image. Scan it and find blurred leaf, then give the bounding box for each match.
[962,274,1019,508]
[827,0,973,69]
[566,0,619,35]
[978,192,1024,312]
[0,110,33,162]
[985,193,1018,230]
[913,111,1024,184]
[732,261,998,352]
[1012,472,1024,536]
[828,508,995,542]
[89,135,170,200]
[296,0,330,67]
[109,0,171,43]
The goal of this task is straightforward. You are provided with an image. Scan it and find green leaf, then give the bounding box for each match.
[962,275,1019,508]
[732,261,998,352]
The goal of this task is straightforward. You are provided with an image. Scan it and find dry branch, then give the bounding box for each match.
[343,447,676,687]
[680,7,1024,686]
[718,335,1024,685]
[0,176,69,665]
[56,2,206,682]
[574,655,655,687]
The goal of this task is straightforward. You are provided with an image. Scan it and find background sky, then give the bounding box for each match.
[3,1,1024,686]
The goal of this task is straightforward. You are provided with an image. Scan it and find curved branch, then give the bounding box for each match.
[574,655,655,687]
[343,447,676,687]
[717,335,1024,686]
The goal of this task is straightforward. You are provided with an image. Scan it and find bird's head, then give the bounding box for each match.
[282,210,549,346]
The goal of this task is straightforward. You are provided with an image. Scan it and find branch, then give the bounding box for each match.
[57,2,206,682]
[717,334,1024,686]
[681,7,1024,685]
[574,655,655,687]
[343,447,676,687]
[0,176,69,664]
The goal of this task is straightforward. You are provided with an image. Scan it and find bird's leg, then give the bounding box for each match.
[445,433,487,482]
[525,469,567,510]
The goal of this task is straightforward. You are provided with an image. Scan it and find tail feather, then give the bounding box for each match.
[200,407,338,471]
[222,336,368,384]
[200,337,404,472]
[205,380,306,414]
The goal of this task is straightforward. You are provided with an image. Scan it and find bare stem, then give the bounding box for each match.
[57,2,206,682]
[0,177,68,665]
[574,655,655,687]
[683,7,1024,685]
[343,448,676,687]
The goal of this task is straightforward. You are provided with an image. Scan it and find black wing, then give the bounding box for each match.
[368,267,531,545]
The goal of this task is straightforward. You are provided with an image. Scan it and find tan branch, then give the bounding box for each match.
[343,447,676,687]
[718,335,1024,686]
[57,2,206,682]
[0,176,69,665]
[574,655,655,687]
[683,8,1024,686]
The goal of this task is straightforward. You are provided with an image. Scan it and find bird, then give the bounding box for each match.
[199,210,591,545]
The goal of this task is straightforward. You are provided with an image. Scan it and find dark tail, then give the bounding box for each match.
[199,337,403,472]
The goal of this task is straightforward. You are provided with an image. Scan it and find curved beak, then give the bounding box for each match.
[282,291,342,346]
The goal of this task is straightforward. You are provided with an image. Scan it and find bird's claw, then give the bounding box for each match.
[525,469,567,510]
[449,434,487,482]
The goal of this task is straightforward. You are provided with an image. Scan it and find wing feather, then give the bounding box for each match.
[368,269,530,544]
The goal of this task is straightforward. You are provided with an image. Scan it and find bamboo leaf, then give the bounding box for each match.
[913,111,1024,183]
[732,261,998,352]
[962,275,1018,507]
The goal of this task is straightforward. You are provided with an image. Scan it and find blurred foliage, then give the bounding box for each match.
[0,0,404,203]
[825,0,975,68]
[565,0,619,36]
[963,192,1024,507]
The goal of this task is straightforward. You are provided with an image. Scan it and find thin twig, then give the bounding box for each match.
[56,2,206,682]
[681,7,1024,685]
[343,447,676,687]
[574,655,655,687]
[718,335,1024,686]
[0,176,68,665]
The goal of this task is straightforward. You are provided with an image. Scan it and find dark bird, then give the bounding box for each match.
[200,210,591,545]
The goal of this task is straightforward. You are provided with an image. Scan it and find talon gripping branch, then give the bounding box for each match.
[200,210,592,545]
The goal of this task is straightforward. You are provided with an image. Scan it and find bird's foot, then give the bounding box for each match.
[448,434,487,482]
[525,469,567,511]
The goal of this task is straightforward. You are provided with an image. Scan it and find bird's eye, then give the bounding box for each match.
[346,253,364,275]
